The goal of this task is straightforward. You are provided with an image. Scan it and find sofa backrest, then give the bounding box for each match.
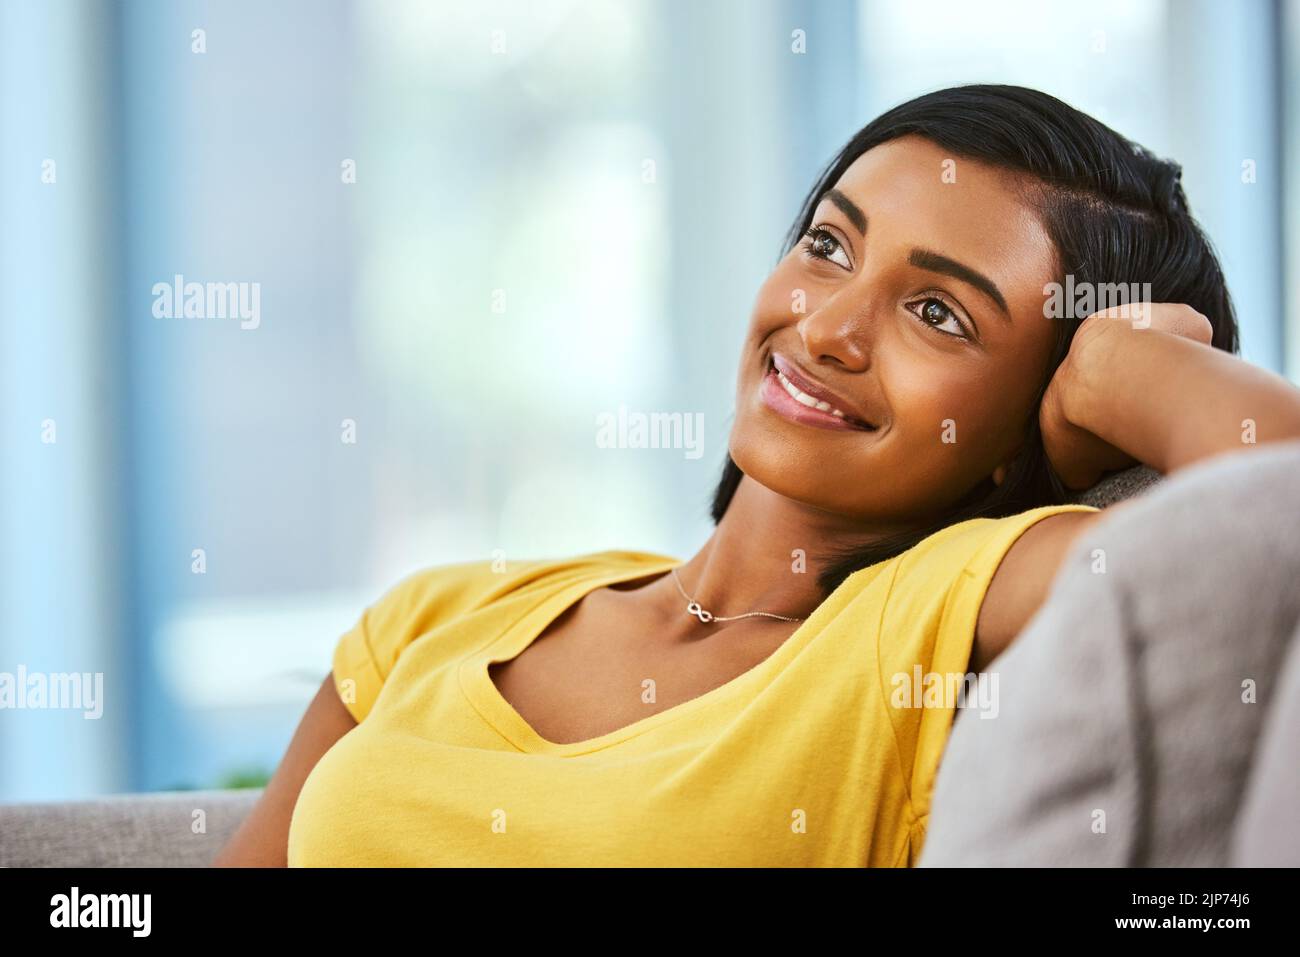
[1071,465,1161,509]
[0,787,262,868]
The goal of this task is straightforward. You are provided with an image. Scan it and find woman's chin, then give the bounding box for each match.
[730,433,858,506]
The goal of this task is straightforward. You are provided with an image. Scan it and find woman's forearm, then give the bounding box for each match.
[1064,319,1300,475]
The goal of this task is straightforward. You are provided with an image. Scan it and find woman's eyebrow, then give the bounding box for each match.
[822,189,867,235]
[908,249,1010,319]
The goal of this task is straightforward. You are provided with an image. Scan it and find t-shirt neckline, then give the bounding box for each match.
[456,552,821,757]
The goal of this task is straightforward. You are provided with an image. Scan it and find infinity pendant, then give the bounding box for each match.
[686,601,714,623]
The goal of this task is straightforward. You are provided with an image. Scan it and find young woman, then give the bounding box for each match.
[215,85,1300,867]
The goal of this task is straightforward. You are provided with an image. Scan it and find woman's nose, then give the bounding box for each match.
[797,296,875,373]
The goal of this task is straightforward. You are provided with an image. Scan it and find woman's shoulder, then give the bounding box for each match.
[333,549,679,721]
[895,503,1101,580]
[365,548,678,621]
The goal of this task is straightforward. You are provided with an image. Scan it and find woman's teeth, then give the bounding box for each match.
[775,368,847,418]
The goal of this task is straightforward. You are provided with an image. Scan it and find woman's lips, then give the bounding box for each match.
[760,357,877,433]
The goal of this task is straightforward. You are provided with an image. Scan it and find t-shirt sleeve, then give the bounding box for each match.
[876,503,1100,829]
[331,560,493,723]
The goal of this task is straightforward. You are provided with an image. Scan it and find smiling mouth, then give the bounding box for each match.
[762,356,878,432]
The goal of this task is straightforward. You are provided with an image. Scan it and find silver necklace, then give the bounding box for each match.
[669,567,805,625]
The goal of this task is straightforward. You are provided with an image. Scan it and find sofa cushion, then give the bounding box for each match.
[0,788,261,868]
[1230,616,1300,866]
[920,441,1300,866]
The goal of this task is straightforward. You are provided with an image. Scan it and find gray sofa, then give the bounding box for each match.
[2,450,1296,867]
[920,440,1300,867]
[0,788,261,868]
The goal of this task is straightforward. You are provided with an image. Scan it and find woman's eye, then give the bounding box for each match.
[801,226,852,270]
[910,297,970,339]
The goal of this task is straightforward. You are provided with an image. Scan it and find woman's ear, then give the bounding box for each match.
[992,435,1030,487]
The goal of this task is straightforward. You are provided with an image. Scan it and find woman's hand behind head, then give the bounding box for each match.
[1040,302,1214,490]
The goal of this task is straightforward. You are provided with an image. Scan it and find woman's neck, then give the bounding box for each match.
[666,475,904,622]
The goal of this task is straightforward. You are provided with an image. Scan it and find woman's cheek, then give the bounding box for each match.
[881,364,1000,477]
[756,295,800,339]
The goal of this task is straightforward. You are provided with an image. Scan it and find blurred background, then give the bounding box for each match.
[2,0,1297,801]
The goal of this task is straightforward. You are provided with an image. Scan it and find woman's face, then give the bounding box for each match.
[730,134,1060,526]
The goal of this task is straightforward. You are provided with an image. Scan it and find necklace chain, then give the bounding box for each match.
[669,567,805,625]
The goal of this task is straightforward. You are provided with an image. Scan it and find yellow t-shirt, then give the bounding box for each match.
[287,503,1096,867]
